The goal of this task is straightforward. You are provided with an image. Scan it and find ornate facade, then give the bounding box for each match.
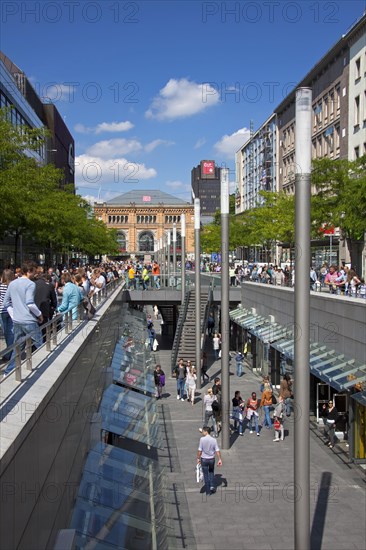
[94,190,195,258]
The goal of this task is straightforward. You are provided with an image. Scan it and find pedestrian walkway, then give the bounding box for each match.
[154,346,366,550]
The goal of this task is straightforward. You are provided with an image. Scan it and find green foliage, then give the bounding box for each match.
[0,108,119,256]
[312,156,366,241]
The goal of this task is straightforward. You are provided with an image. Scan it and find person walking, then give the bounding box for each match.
[174,358,186,401]
[212,333,220,360]
[246,391,260,436]
[260,383,273,429]
[153,364,165,399]
[203,388,218,436]
[273,396,285,442]
[186,363,197,405]
[152,261,160,289]
[235,351,244,377]
[232,390,245,435]
[279,374,293,417]
[201,351,209,383]
[324,400,339,449]
[197,426,222,495]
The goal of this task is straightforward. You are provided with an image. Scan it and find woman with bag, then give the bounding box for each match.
[260,383,273,429]
[246,391,260,436]
[186,363,197,405]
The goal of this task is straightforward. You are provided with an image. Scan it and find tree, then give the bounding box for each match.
[0,108,119,261]
[312,156,366,269]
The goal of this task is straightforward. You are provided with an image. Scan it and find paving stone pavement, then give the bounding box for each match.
[154,346,366,550]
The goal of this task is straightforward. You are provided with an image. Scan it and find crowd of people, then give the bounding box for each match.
[198,260,366,297]
[0,260,123,375]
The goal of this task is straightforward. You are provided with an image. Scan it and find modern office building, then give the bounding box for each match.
[235,114,278,214]
[191,160,221,224]
[0,51,75,188]
[94,189,195,258]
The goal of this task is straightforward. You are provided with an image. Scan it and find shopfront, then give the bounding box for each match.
[230,306,366,464]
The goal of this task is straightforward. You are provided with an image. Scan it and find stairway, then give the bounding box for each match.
[176,288,209,364]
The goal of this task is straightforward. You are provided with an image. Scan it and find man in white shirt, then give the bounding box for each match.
[197,426,222,495]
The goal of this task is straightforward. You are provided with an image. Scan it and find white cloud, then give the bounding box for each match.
[42,83,76,102]
[214,127,250,159]
[194,137,206,149]
[145,78,219,121]
[85,138,143,158]
[75,154,157,187]
[74,121,134,134]
[81,191,120,205]
[95,121,134,134]
[144,139,175,153]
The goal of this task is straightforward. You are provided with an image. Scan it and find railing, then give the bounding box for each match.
[170,288,191,373]
[124,270,192,291]
[0,278,125,384]
[201,284,213,348]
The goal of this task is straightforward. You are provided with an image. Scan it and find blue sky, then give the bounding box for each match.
[1,0,365,202]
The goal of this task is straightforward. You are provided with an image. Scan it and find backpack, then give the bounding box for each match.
[212,399,220,412]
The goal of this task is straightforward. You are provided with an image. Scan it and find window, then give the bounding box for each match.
[354,146,360,159]
[336,87,340,113]
[355,57,361,81]
[329,91,334,118]
[116,231,126,251]
[139,232,154,252]
[323,96,328,121]
[354,96,360,127]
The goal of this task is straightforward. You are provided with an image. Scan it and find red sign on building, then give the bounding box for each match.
[201,160,215,178]
[142,195,151,202]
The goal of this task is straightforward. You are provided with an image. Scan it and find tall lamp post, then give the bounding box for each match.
[220,167,230,450]
[173,222,177,285]
[194,198,201,388]
[167,231,171,288]
[294,87,312,550]
[181,213,186,305]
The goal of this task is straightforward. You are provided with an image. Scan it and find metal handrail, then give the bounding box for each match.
[0,278,125,384]
[170,288,191,373]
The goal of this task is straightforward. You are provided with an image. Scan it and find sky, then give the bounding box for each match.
[1,0,365,203]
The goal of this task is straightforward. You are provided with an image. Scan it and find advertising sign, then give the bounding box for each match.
[200,160,215,178]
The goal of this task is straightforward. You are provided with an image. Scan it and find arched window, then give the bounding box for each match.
[108,216,112,223]
[139,231,154,252]
[116,231,126,251]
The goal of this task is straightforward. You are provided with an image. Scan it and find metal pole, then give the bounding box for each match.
[329,234,332,266]
[167,232,171,288]
[181,214,186,305]
[173,222,177,285]
[159,237,163,288]
[294,87,312,550]
[220,167,230,450]
[162,237,166,288]
[194,199,201,388]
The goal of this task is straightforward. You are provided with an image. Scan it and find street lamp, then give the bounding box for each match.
[167,231,171,287]
[173,222,177,284]
[294,87,312,550]
[220,167,230,450]
[181,213,186,305]
[194,198,201,388]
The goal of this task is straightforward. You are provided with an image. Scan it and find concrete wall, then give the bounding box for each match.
[0,290,124,550]
[241,283,366,363]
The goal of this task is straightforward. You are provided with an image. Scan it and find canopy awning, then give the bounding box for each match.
[251,323,292,344]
